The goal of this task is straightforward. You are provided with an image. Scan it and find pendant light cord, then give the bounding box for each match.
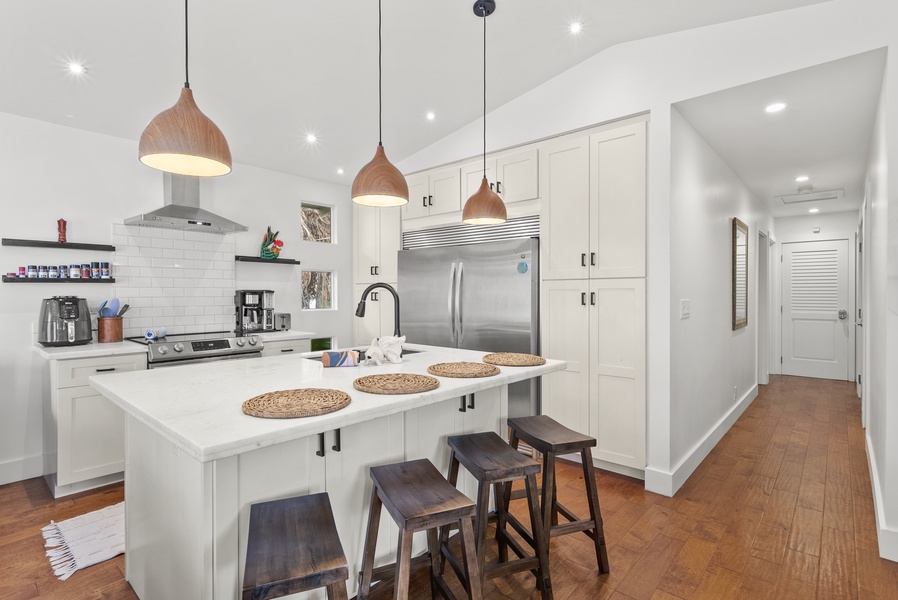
[184,0,190,88]
[378,0,383,146]
[482,9,487,174]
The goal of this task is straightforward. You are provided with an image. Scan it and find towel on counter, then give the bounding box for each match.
[321,351,360,367]
[145,327,167,340]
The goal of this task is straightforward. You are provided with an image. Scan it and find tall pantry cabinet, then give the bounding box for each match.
[540,119,647,475]
[353,204,401,345]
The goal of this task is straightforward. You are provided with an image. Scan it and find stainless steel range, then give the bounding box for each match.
[126,330,264,368]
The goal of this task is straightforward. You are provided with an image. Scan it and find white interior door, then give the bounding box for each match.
[782,239,850,380]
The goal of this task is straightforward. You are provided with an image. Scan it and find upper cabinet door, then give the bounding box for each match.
[428,167,462,216]
[404,173,430,220]
[540,136,590,280]
[354,204,379,282]
[495,148,538,203]
[589,121,647,279]
[461,159,497,203]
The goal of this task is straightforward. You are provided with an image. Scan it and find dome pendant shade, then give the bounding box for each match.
[351,144,409,207]
[139,87,232,177]
[462,177,506,224]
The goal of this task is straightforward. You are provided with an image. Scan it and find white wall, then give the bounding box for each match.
[863,65,898,559]
[398,0,898,530]
[0,112,351,486]
[664,108,774,493]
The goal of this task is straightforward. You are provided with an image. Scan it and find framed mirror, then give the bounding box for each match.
[732,218,748,330]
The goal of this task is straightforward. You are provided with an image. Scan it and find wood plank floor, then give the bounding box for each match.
[2,375,896,599]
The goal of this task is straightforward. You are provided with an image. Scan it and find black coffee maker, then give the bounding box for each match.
[235,290,275,335]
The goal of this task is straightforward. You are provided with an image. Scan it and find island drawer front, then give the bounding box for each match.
[56,354,147,388]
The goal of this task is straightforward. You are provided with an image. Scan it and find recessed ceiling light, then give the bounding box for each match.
[306,133,317,143]
[67,62,87,75]
[795,175,809,182]
[809,208,819,213]
[426,111,436,121]
[765,102,787,113]
[569,21,583,34]
[337,168,344,175]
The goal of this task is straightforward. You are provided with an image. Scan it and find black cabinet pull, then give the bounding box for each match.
[459,397,467,413]
[95,367,116,372]
[581,253,587,267]
[371,292,378,301]
[332,428,341,452]
[423,196,427,208]
[590,292,596,305]
[591,252,596,266]
[581,292,587,306]
[280,348,294,353]
[316,433,325,457]
[468,393,475,410]
[374,266,379,275]
[496,181,502,194]
[489,182,494,191]
[428,195,433,207]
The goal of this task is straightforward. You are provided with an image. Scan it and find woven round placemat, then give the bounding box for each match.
[481,352,547,367]
[353,373,439,395]
[427,362,500,378]
[242,388,351,419]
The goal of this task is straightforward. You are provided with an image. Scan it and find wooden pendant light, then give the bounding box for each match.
[138,0,231,177]
[352,0,408,206]
[462,0,506,225]
[462,177,507,224]
[139,87,232,177]
[352,144,409,207]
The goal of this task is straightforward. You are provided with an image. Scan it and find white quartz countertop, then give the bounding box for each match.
[32,329,315,360]
[89,344,565,463]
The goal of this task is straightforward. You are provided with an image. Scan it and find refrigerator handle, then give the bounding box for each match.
[456,262,464,345]
[448,262,458,343]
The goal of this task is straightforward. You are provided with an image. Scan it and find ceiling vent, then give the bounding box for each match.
[774,188,844,205]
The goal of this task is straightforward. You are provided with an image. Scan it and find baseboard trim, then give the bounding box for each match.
[865,433,898,561]
[645,384,759,497]
[559,452,645,480]
[0,454,43,487]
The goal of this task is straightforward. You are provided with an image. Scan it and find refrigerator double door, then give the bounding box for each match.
[399,238,539,417]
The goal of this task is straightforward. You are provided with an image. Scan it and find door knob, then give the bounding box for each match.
[838,309,848,320]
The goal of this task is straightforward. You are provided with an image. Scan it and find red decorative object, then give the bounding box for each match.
[57,219,67,244]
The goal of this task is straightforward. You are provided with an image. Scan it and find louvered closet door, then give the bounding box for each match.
[782,239,850,380]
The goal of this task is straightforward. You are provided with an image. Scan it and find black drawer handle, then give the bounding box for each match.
[468,393,475,410]
[423,196,428,208]
[591,252,596,266]
[95,368,116,372]
[428,195,433,207]
[280,348,294,353]
[496,181,502,194]
[459,397,467,413]
[581,293,587,306]
[332,428,342,452]
[316,433,325,457]
[590,292,596,305]
[581,253,587,267]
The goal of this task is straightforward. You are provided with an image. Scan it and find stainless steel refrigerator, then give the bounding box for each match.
[398,238,539,418]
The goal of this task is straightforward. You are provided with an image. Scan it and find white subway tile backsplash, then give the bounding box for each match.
[194,241,214,251]
[132,236,154,247]
[162,249,184,260]
[140,288,164,298]
[184,231,206,242]
[173,240,195,251]
[162,229,185,240]
[151,238,174,249]
[152,297,176,308]
[185,250,206,260]
[174,316,197,326]
[162,288,185,297]
[142,248,164,259]
[151,257,174,268]
[142,228,164,239]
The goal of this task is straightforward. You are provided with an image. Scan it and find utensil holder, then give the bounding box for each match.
[98,317,123,343]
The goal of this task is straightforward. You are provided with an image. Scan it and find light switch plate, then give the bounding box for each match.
[680,299,691,319]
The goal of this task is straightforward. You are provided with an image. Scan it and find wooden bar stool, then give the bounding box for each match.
[357,458,482,600]
[507,415,610,573]
[441,431,553,600]
[242,492,349,600]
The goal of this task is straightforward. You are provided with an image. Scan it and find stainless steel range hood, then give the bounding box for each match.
[125,174,248,234]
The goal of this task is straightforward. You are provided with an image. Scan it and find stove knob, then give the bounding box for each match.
[173,343,184,353]
[248,336,258,346]
[157,345,168,355]
[235,338,246,347]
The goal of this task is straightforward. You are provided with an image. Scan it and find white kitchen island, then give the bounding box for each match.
[89,344,564,600]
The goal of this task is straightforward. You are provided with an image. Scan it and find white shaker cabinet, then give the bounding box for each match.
[461,148,539,205]
[353,283,397,346]
[541,279,646,473]
[541,120,646,280]
[354,204,401,283]
[404,167,461,220]
[44,353,146,497]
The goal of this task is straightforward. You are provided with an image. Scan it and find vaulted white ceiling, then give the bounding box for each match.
[2,0,827,187]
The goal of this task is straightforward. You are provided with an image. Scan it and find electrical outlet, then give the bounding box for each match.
[680,299,691,319]
[734,385,738,401]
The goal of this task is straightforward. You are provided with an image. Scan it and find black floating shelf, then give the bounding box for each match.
[2,276,116,283]
[235,255,301,265]
[2,238,115,252]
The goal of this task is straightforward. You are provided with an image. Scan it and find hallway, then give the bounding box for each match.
[1,376,896,599]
